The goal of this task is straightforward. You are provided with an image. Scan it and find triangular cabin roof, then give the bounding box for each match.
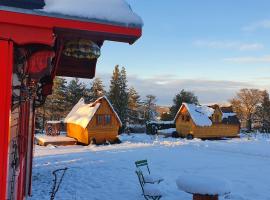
[175,103,240,126]
[174,103,215,127]
[64,96,122,129]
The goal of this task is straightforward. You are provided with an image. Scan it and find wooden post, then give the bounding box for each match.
[0,39,13,200]
[193,194,218,200]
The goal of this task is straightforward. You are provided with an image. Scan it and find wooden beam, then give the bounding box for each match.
[0,39,13,200]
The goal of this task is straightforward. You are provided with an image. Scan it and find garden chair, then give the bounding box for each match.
[135,160,164,184]
[135,170,162,200]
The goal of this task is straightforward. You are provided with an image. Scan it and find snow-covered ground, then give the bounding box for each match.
[30,134,270,200]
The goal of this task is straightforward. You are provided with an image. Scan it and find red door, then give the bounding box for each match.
[0,40,13,200]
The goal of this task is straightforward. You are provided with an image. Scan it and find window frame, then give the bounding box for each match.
[96,115,103,126]
[104,115,112,125]
[96,114,112,126]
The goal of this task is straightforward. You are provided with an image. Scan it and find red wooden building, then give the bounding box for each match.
[0,1,142,199]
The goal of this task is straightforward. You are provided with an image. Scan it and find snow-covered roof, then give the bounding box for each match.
[35,134,77,143]
[222,112,236,119]
[64,98,101,128]
[46,120,62,124]
[147,120,175,125]
[42,0,143,27]
[64,96,122,128]
[175,103,214,127]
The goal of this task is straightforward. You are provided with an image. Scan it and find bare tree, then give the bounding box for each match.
[143,95,158,122]
[254,90,270,132]
[230,88,263,131]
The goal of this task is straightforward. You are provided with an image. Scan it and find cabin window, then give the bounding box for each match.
[182,115,185,121]
[97,115,103,125]
[186,116,190,122]
[105,115,112,125]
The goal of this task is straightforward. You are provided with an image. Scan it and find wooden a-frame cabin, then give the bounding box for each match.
[174,103,240,139]
[65,96,122,145]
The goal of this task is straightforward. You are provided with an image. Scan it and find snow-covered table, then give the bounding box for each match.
[35,134,77,146]
[176,175,230,200]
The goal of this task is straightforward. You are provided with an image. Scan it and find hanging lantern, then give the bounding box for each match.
[63,39,101,60]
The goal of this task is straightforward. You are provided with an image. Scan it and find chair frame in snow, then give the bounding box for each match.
[135,160,164,184]
[135,170,162,200]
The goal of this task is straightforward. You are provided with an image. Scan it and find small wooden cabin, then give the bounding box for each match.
[174,103,240,139]
[65,96,122,145]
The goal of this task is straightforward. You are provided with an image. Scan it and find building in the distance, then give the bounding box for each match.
[174,103,240,139]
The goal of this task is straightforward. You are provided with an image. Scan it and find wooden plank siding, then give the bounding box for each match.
[66,123,89,144]
[175,118,193,136]
[87,98,119,144]
[66,98,120,145]
[192,124,240,138]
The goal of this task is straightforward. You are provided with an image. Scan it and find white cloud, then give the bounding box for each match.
[224,55,270,63]
[72,73,270,105]
[243,20,270,31]
[86,73,261,105]
[193,40,264,51]
[238,43,264,51]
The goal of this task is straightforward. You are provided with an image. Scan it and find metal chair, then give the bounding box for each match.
[135,170,162,200]
[135,160,164,184]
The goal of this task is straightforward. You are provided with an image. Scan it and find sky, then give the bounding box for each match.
[91,0,270,105]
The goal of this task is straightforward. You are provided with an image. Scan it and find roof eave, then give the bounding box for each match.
[0,5,142,29]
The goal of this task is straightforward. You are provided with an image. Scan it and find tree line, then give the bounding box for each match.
[36,65,270,133]
[36,65,159,131]
[160,88,270,132]
[230,89,270,132]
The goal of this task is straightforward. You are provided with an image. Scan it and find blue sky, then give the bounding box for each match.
[94,0,270,105]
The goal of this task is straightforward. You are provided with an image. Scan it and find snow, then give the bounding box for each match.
[143,183,163,196]
[222,112,236,119]
[127,124,145,128]
[182,103,214,127]
[42,0,143,27]
[148,121,175,125]
[176,175,230,195]
[158,128,176,135]
[35,135,77,143]
[65,96,122,128]
[29,133,270,200]
[46,120,62,124]
[64,98,100,129]
[143,174,164,183]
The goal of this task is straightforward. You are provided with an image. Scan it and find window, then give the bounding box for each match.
[186,116,190,122]
[97,115,103,125]
[96,115,112,126]
[105,115,112,125]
